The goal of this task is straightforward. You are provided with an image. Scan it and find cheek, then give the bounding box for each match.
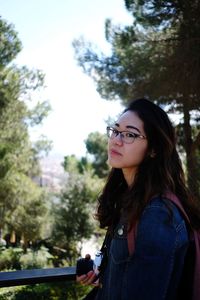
[126,144,148,165]
[107,139,113,153]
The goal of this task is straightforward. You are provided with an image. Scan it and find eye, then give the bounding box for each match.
[125,132,138,138]
[112,129,119,135]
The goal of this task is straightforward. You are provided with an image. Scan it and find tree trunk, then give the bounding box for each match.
[183,102,200,198]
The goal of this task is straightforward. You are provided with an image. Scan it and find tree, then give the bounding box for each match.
[0,16,51,243]
[63,154,92,175]
[0,17,21,70]
[73,0,200,198]
[51,150,106,263]
[6,175,48,250]
[51,171,103,263]
[85,131,109,178]
[63,132,110,178]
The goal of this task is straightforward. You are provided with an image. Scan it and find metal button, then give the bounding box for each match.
[117,227,124,235]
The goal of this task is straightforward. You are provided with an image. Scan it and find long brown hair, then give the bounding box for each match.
[96,98,200,230]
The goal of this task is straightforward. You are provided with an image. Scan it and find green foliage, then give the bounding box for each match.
[85,131,109,178]
[63,154,95,175]
[0,246,53,271]
[3,175,48,245]
[0,17,22,68]
[0,285,51,300]
[0,16,52,242]
[32,135,53,159]
[63,132,109,179]
[0,247,22,270]
[19,247,53,269]
[0,282,91,300]
[27,100,51,126]
[12,285,51,300]
[51,170,103,262]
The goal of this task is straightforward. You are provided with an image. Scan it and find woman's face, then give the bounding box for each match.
[107,110,148,185]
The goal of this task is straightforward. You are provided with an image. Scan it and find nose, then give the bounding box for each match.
[113,132,123,145]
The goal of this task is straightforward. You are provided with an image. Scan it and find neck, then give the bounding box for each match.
[122,168,137,187]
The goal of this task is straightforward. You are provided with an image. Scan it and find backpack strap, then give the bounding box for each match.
[127,224,137,256]
[163,191,191,224]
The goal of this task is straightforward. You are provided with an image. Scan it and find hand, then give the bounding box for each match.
[76,270,99,286]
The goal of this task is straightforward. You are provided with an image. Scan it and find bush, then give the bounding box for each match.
[0,246,53,271]
[19,246,53,269]
[0,248,23,270]
[0,285,50,300]
[0,283,91,300]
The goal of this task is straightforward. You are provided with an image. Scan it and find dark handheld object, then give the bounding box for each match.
[76,256,94,276]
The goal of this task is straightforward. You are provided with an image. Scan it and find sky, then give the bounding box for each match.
[0,0,133,158]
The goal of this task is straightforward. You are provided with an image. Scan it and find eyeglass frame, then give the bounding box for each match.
[106,126,147,144]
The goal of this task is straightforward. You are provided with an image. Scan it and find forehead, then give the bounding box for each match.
[116,111,144,130]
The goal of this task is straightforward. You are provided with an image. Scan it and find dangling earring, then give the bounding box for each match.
[150,150,156,158]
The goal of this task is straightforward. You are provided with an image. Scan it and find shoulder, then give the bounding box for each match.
[135,196,189,254]
[137,195,189,242]
[144,195,186,229]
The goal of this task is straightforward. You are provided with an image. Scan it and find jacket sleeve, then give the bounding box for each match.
[123,201,189,300]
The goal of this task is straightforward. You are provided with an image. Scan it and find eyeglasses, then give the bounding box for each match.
[106,126,146,144]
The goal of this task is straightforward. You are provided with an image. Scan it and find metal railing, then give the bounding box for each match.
[0,267,76,288]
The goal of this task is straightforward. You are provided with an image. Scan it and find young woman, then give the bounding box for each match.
[77,98,200,300]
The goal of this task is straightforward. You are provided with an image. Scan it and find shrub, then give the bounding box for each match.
[0,248,23,270]
[0,283,91,300]
[19,246,53,269]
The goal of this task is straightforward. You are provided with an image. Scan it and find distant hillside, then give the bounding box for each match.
[38,153,68,193]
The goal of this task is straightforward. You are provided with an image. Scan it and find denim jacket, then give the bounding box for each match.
[96,197,189,300]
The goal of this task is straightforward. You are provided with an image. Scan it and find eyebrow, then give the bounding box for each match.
[115,123,141,134]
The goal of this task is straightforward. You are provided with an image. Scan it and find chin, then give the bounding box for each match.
[108,159,122,169]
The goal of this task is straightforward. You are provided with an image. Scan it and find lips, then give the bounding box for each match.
[109,148,122,156]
